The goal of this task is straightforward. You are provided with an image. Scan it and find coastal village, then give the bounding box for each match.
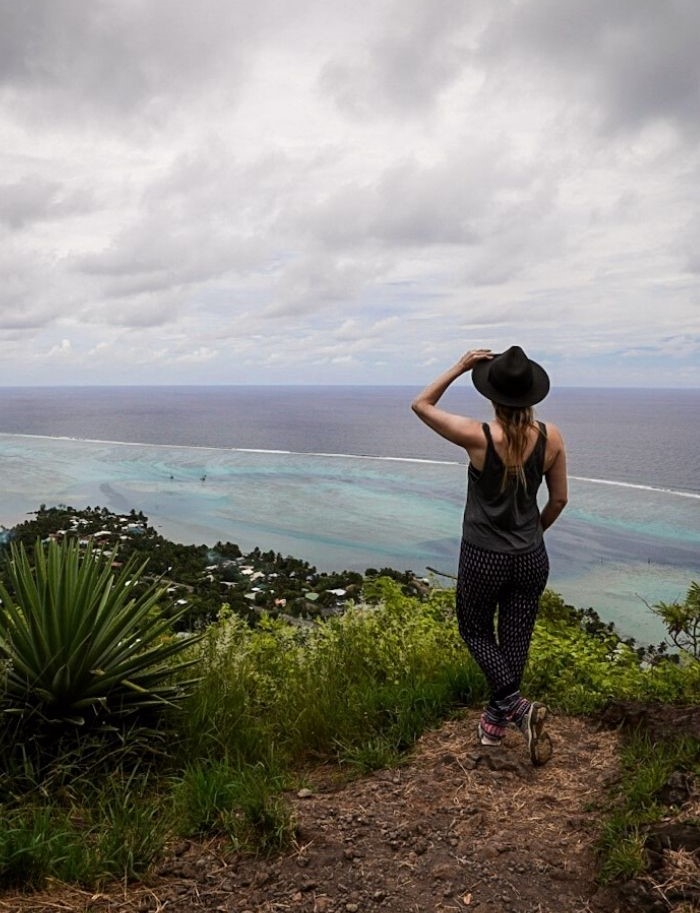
[3,504,430,629]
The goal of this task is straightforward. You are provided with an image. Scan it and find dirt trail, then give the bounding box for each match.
[3,711,646,913]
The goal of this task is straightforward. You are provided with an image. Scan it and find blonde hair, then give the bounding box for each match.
[493,403,541,489]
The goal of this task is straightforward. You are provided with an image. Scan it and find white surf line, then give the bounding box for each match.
[232,447,462,466]
[2,433,698,494]
[0,432,235,452]
[570,475,700,500]
[0,433,463,466]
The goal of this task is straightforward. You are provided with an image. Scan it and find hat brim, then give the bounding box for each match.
[472,354,550,407]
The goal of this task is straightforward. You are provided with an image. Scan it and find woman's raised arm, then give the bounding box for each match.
[411,349,493,449]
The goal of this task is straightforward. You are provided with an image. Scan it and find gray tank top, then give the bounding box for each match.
[462,421,547,554]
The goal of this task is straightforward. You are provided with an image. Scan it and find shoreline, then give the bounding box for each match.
[2,431,699,498]
[0,432,697,645]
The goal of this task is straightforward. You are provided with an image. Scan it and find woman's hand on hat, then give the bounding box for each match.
[457,349,493,373]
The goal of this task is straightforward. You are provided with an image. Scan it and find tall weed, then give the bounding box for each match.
[0,805,73,889]
[178,581,485,770]
[172,759,294,854]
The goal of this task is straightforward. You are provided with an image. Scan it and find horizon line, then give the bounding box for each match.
[0,382,698,391]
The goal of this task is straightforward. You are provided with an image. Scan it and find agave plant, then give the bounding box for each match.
[0,538,201,725]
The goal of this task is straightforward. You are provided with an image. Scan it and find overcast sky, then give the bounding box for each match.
[1,0,698,387]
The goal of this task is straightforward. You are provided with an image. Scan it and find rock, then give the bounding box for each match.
[596,700,700,740]
[431,863,453,880]
[656,770,694,807]
[645,820,700,859]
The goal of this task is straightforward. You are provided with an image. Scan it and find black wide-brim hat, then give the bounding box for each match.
[472,345,550,407]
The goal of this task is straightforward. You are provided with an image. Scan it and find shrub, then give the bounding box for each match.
[177,579,485,770]
[651,580,700,660]
[0,768,170,888]
[172,759,295,854]
[0,538,201,727]
[525,590,700,713]
[174,758,296,854]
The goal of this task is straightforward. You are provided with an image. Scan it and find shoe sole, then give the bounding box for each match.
[526,703,552,766]
[533,731,553,766]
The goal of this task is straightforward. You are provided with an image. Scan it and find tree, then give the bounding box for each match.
[652,581,700,660]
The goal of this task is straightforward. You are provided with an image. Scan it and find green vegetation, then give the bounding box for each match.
[172,759,294,855]
[651,580,700,659]
[0,505,697,894]
[0,538,200,727]
[527,590,700,713]
[177,578,484,774]
[0,760,170,888]
[597,733,700,883]
[5,505,419,628]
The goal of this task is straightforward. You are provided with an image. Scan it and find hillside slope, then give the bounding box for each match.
[0,712,639,913]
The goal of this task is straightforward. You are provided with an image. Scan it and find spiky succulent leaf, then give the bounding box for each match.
[0,538,202,723]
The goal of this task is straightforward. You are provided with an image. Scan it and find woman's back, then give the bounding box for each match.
[463,420,548,553]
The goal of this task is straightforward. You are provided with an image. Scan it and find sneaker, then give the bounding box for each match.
[477,721,504,747]
[517,702,552,766]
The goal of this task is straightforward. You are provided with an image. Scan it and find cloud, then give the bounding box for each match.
[482,0,700,136]
[0,0,697,386]
[0,176,64,229]
[0,0,270,130]
[46,338,73,357]
[0,240,70,330]
[319,0,477,119]
[298,156,485,248]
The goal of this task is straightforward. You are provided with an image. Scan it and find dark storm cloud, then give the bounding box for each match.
[483,0,700,136]
[0,0,267,124]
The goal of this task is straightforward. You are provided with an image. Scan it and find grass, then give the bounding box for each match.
[0,770,170,888]
[171,758,294,853]
[596,731,700,883]
[0,577,697,890]
[174,585,487,770]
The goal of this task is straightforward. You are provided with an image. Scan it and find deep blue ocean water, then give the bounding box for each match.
[0,385,697,643]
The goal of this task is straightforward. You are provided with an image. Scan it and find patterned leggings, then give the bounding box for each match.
[455,539,549,696]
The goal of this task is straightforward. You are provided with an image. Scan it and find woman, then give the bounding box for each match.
[411,345,568,766]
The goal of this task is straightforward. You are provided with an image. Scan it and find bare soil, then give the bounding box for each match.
[2,708,697,913]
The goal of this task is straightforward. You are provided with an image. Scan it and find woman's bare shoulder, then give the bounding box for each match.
[541,420,565,443]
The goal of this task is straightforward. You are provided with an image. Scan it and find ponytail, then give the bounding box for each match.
[493,404,541,489]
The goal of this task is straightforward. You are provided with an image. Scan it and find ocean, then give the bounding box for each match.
[0,385,698,644]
